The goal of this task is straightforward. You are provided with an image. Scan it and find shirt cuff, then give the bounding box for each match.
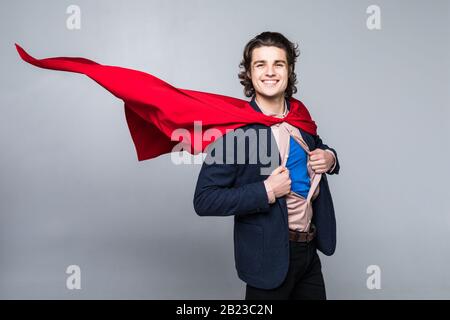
[325,149,337,173]
[263,180,276,204]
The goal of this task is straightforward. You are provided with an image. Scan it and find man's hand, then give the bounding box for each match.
[308,149,335,174]
[265,166,291,198]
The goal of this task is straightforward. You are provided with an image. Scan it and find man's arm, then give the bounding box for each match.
[193,134,271,217]
[314,135,340,175]
[193,161,270,217]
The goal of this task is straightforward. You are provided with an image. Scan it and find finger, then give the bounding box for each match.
[272,166,285,175]
[309,149,325,156]
[310,159,326,166]
[310,162,326,168]
[309,154,323,161]
[311,162,327,168]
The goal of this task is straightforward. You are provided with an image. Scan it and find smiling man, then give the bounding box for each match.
[193,31,340,300]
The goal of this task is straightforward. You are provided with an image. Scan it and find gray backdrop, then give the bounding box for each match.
[1,0,449,299]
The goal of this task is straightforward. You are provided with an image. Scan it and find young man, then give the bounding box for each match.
[194,32,340,300]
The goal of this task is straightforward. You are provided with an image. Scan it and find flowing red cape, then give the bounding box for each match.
[15,44,317,161]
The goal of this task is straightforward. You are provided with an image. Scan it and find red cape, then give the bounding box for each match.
[15,44,317,161]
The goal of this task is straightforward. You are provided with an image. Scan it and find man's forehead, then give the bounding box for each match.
[251,46,287,62]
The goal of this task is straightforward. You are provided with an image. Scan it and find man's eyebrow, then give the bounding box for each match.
[253,60,287,65]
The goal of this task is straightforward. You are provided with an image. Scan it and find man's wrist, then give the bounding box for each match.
[264,180,276,204]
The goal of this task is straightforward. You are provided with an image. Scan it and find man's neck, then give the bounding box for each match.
[255,94,286,116]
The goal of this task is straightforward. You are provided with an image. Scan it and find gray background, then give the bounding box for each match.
[1,0,449,299]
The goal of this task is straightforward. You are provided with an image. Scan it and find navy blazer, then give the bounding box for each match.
[193,96,340,289]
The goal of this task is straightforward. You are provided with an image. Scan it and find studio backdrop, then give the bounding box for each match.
[0,0,449,299]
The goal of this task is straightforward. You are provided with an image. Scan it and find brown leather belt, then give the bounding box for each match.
[289,225,316,243]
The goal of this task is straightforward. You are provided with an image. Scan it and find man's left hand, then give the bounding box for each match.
[308,149,335,174]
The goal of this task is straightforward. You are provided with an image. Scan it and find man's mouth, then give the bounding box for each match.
[261,80,279,86]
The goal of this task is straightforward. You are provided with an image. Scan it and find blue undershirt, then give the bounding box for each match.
[285,135,310,198]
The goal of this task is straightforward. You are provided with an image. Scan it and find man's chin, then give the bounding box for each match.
[256,91,285,100]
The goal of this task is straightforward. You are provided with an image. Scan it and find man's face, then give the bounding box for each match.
[248,46,290,99]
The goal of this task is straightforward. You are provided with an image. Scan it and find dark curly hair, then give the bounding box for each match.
[238,31,300,99]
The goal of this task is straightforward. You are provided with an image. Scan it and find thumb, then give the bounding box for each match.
[272,165,286,175]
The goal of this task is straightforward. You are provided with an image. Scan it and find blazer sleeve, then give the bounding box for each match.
[314,134,340,175]
[193,136,270,217]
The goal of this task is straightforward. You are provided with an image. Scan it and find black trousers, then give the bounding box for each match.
[245,240,326,300]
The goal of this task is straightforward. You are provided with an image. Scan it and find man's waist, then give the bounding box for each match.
[288,224,316,243]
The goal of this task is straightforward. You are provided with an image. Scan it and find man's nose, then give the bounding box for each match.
[266,65,276,76]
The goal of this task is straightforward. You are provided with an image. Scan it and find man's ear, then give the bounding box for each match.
[246,70,251,79]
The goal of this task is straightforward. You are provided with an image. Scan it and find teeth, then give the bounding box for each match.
[262,80,278,84]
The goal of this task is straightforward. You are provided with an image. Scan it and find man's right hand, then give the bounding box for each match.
[265,166,291,198]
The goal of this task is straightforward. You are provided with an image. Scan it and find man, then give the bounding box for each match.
[193,31,340,300]
[15,32,339,299]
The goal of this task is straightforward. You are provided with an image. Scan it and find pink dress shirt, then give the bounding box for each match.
[259,100,336,232]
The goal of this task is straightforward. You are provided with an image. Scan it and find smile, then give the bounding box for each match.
[261,80,279,85]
